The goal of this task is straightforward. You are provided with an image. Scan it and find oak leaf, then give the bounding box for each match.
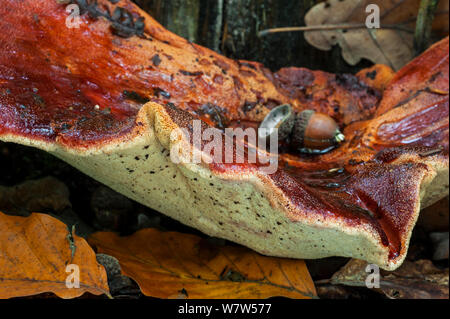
[0,211,110,298]
[330,259,449,299]
[304,0,449,70]
[89,229,317,299]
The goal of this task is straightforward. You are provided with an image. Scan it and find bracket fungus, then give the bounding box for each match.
[0,0,448,270]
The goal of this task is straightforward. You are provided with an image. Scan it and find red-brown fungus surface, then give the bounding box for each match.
[1,0,448,264]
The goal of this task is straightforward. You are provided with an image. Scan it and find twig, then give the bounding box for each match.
[414,0,439,55]
[258,23,414,37]
[314,279,332,285]
[66,224,77,264]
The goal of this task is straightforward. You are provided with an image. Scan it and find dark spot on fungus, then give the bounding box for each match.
[242,101,257,113]
[154,88,171,99]
[152,54,161,66]
[366,70,377,80]
[180,70,203,77]
[122,90,149,104]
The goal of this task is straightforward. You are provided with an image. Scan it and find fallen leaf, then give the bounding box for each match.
[330,259,449,299]
[330,259,370,287]
[0,211,110,298]
[381,260,449,299]
[316,284,380,299]
[304,0,449,70]
[89,229,317,299]
[0,177,70,215]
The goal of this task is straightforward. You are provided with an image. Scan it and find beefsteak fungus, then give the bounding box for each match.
[0,0,448,270]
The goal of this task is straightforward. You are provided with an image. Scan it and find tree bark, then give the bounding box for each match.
[133,0,371,73]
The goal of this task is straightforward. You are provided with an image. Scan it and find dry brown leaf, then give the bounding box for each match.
[0,177,70,215]
[0,211,110,298]
[305,0,449,70]
[89,229,317,299]
[330,258,449,299]
[330,259,369,287]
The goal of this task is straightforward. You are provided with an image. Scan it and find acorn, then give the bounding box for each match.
[258,104,295,141]
[291,110,345,153]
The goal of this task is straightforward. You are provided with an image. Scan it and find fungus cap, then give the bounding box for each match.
[0,0,448,270]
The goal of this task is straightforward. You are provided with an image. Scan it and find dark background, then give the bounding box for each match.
[134,0,371,73]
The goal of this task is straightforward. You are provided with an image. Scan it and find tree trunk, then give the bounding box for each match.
[133,0,370,73]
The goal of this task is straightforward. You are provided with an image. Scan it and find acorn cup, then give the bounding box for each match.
[258,104,295,141]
